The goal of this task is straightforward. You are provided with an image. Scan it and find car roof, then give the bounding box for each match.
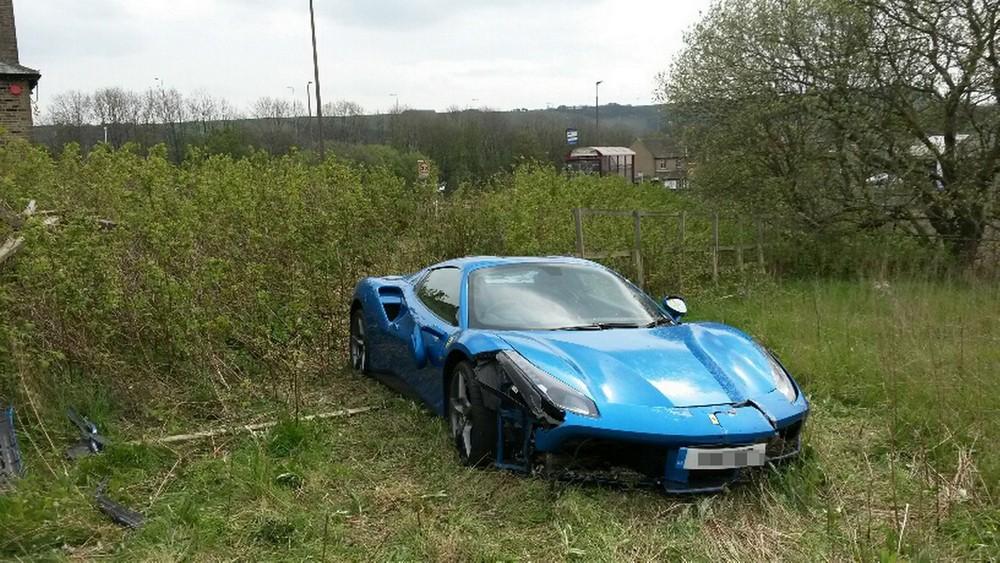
[434,256,598,271]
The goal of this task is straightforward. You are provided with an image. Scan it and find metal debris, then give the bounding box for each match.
[0,406,24,487]
[66,408,109,459]
[95,480,144,529]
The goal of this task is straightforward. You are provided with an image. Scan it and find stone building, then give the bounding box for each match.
[630,137,691,189]
[0,0,40,138]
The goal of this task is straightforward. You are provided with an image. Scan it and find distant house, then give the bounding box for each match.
[631,138,691,189]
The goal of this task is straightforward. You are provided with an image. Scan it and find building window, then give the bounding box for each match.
[656,159,668,171]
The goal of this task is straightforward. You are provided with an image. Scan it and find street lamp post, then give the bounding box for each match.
[595,80,603,145]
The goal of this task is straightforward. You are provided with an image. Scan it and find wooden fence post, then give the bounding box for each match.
[632,209,644,290]
[712,212,720,285]
[756,222,765,273]
[573,208,585,258]
[678,211,686,292]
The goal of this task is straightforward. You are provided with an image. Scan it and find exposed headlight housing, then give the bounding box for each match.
[499,350,600,418]
[765,352,798,402]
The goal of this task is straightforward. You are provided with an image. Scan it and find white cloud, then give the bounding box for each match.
[15,0,710,115]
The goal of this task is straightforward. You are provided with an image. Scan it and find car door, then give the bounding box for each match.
[409,267,462,412]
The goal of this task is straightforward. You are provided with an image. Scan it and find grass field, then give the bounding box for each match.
[1,280,997,561]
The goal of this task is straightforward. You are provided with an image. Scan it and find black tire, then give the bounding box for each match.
[449,361,497,467]
[349,308,368,374]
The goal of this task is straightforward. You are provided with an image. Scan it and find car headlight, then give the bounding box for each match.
[765,352,798,402]
[500,350,600,418]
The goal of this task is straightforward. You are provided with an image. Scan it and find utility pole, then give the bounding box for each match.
[595,80,603,145]
[309,0,324,159]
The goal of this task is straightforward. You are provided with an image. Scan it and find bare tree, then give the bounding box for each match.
[45,90,93,127]
[93,87,143,145]
[144,87,189,160]
[44,90,94,146]
[187,90,240,133]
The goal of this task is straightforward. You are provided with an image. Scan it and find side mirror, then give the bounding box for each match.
[662,296,688,322]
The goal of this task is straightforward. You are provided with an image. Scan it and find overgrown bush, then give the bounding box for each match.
[0,138,980,428]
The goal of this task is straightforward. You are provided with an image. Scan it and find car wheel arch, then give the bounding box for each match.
[442,350,472,407]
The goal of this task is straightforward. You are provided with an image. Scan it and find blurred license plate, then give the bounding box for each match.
[683,444,767,470]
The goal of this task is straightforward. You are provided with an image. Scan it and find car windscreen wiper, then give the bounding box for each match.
[644,317,673,328]
[553,322,647,331]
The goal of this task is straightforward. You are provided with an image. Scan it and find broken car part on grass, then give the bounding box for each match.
[66,408,109,459]
[95,480,145,529]
[0,406,25,488]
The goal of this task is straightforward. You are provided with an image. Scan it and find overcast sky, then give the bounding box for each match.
[16,0,710,115]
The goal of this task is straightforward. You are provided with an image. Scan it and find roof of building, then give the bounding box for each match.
[910,134,972,157]
[633,137,685,158]
[0,61,40,84]
[570,146,636,158]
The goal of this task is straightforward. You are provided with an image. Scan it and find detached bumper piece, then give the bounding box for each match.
[1,406,25,488]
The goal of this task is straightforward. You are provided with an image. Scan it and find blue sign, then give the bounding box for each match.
[566,128,579,145]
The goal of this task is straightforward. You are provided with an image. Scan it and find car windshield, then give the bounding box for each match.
[468,263,668,330]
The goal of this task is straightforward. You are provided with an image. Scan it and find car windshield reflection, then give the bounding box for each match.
[468,263,668,330]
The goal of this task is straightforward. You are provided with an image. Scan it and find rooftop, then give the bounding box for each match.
[0,60,40,85]
[570,146,636,158]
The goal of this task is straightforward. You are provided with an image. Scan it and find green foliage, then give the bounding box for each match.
[1,140,996,560]
[663,0,1000,266]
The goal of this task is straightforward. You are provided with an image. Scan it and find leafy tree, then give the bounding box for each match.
[662,0,999,265]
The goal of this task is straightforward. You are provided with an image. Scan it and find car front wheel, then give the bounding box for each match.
[349,308,368,374]
[449,361,497,467]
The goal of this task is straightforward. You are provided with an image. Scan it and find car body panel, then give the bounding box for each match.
[351,256,810,492]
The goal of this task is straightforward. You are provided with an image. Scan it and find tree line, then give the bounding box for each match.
[35,87,653,186]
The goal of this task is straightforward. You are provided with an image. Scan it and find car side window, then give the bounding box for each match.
[416,267,462,325]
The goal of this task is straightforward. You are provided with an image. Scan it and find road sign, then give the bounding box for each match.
[566,128,579,145]
[417,160,430,179]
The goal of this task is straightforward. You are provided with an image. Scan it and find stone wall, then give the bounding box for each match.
[0,79,33,136]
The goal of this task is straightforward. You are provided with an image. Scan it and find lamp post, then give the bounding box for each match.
[595,80,603,145]
[309,0,324,159]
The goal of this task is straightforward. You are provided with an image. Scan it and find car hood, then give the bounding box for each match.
[498,322,779,409]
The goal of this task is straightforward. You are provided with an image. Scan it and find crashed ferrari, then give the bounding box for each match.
[349,257,808,493]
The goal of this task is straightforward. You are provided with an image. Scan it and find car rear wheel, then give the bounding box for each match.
[349,308,368,374]
[449,361,496,467]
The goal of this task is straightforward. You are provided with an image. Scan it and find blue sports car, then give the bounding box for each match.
[350,257,808,493]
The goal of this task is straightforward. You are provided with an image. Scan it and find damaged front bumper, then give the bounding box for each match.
[473,351,808,494]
